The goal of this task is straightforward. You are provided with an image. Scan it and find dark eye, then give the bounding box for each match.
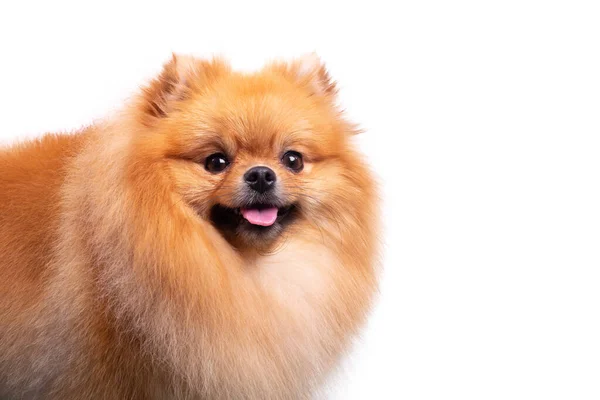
[204,153,230,173]
[282,151,303,172]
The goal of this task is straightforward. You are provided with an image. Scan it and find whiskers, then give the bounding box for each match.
[143,178,349,254]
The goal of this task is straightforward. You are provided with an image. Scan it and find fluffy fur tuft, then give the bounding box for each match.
[0,54,379,399]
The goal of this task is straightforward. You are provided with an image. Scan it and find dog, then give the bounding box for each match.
[0,53,379,399]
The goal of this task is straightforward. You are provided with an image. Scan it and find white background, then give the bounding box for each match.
[1,1,599,399]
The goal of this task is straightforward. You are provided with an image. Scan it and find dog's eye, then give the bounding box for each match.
[282,151,303,172]
[205,153,230,173]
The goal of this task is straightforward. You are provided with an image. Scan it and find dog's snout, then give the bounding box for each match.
[244,166,276,193]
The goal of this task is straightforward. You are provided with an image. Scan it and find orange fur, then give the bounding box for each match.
[0,54,379,399]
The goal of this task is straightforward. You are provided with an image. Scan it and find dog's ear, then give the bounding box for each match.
[271,53,337,98]
[294,53,337,97]
[138,54,228,126]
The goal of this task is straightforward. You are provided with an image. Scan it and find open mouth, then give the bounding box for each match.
[210,203,296,234]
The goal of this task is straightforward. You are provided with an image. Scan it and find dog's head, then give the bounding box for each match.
[129,54,372,251]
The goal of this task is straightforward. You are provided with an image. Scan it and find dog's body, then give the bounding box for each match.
[0,55,378,399]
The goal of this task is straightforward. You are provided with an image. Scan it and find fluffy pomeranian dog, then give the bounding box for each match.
[0,54,379,399]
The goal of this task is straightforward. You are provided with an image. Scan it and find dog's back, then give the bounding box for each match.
[0,133,84,396]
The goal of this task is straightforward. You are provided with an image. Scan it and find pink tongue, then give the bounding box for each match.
[241,207,279,226]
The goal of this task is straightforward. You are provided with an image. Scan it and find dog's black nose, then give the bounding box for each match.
[244,166,276,193]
